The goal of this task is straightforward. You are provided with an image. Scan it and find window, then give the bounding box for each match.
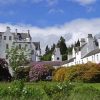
[87,58,88,62]
[0,35,2,40]
[6,44,9,49]
[31,50,34,54]
[25,44,27,48]
[97,55,99,61]
[6,55,8,59]
[4,36,6,40]
[92,56,94,61]
[82,60,83,64]
[57,57,59,60]
[9,36,12,40]
[19,44,21,49]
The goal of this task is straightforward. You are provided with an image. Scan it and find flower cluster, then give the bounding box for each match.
[29,64,49,81]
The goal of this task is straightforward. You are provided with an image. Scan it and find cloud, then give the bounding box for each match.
[0,0,17,5]
[31,0,43,4]
[48,8,64,14]
[0,0,59,6]
[72,0,97,6]
[1,18,100,53]
[46,0,59,6]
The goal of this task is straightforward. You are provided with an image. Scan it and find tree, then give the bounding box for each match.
[57,36,68,60]
[7,46,28,78]
[51,44,55,52]
[45,45,50,54]
[57,36,67,55]
[75,39,80,47]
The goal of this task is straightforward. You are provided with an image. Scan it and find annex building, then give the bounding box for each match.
[62,34,100,66]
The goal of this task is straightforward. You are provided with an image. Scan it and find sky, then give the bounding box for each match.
[0,0,100,53]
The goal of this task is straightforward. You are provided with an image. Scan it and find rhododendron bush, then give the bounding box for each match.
[29,64,54,81]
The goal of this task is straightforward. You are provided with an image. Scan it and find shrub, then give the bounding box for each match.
[15,67,30,81]
[69,62,100,82]
[53,62,100,82]
[29,64,54,82]
[53,67,67,81]
[43,82,75,100]
[0,58,12,81]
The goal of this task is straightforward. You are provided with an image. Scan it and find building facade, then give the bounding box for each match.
[62,34,100,67]
[52,46,62,61]
[0,26,41,62]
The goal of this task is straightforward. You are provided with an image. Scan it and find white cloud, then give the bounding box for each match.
[1,18,100,53]
[72,0,97,6]
[0,0,59,6]
[46,0,59,6]
[48,8,64,14]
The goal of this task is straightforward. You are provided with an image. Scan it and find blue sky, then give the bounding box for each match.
[0,0,99,27]
[0,0,100,52]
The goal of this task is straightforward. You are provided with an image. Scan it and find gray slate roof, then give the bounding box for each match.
[82,48,100,58]
[33,42,40,50]
[30,61,62,67]
[61,57,75,65]
[14,33,31,40]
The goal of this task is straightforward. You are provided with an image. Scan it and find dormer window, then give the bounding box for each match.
[9,36,12,40]
[4,36,6,40]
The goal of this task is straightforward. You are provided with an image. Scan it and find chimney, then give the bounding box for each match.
[28,30,30,34]
[98,39,100,49]
[6,26,11,31]
[80,38,86,47]
[15,29,18,34]
[88,34,93,38]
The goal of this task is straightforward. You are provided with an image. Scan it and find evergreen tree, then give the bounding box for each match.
[51,44,55,52]
[75,39,80,47]
[57,36,67,55]
[45,45,50,54]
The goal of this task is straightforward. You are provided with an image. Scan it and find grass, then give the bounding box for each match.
[0,81,100,100]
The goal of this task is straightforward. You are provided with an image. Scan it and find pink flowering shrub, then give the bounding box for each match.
[29,64,51,82]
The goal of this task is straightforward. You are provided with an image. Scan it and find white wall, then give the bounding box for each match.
[52,47,62,61]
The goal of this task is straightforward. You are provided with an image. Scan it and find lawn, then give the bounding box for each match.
[0,81,100,100]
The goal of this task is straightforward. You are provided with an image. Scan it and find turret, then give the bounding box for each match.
[52,46,62,61]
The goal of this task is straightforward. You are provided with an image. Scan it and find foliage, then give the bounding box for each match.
[57,36,67,55]
[68,86,100,100]
[29,64,54,82]
[53,62,100,82]
[45,45,50,54]
[7,46,28,79]
[43,82,74,97]
[0,58,11,81]
[0,82,100,100]
[15,67,30,81]
[41,53,52,61]
[53,67,68,82]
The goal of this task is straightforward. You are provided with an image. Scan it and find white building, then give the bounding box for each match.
[62,34,100,67]
[52,46,62,61]
[0,26,41,62]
